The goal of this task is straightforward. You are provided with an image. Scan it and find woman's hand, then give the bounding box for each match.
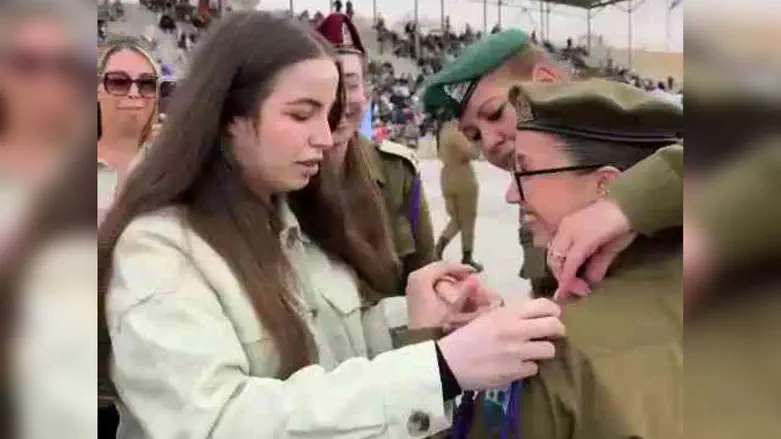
[437,298,565,391]
[406,261,500,330]
[683,215,714,312]
[547,198,635,303]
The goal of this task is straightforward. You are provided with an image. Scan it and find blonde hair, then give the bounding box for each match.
[0,0,93,136]
[493,43,571,82]
[98,36,162,148]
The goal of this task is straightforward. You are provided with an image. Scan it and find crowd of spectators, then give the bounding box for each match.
[366,61,435,148]
[101,0,680,148]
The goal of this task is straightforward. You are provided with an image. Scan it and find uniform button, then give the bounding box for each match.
[406,410,431,435]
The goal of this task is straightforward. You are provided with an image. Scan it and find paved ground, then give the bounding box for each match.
[420,159,532,300]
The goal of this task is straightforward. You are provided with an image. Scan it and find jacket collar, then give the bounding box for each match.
[278,198,311,248]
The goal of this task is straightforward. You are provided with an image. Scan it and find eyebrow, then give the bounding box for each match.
[286,98,323,108]
[477,98,504,117]
[344,72,360,79]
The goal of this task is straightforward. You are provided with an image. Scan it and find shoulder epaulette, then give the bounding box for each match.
[377,140,421,174]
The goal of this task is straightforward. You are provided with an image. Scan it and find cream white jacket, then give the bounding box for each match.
[107,202,450,439]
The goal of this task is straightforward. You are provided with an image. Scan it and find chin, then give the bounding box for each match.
[529,222,553,247]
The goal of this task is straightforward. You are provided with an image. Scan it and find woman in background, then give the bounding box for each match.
[98,36,160,220]
[0,0,93,227]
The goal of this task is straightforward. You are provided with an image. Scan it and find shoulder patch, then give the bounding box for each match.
[377,140,421,174]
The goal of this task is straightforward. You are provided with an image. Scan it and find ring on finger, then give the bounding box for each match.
[548,248,566,264]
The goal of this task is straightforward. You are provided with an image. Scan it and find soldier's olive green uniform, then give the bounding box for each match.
[357,135,436,283]
[686,138,781,439]
[461,79,685,439]
[436,120,482,269]
[520,237,683,439]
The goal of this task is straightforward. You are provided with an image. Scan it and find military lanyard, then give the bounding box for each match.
[451,379,525,439]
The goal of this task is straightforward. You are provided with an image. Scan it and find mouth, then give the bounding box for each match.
[296,158,321,172]
[519,208,538,225]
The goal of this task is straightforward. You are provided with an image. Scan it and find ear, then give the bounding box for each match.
[227,118,258,145]
[532,63,560,83]
[594,166,622,197]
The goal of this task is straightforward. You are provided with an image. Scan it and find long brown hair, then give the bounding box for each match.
[98,11,394,395]
[295,136,401,303]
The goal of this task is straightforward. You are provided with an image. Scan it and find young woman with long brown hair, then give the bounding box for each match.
[99,12,564,439]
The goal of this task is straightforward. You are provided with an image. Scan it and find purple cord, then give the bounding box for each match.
[450,391,477,439]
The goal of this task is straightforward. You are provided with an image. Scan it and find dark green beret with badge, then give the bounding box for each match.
[509,79,683,145]
[422,28,531,117]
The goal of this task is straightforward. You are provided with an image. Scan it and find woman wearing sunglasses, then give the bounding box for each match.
[98,36,161,220]
[0,0,93,211]
[0,1,96,438]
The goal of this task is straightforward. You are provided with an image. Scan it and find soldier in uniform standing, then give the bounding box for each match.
[436,117,483,271]
[316,13,436,294]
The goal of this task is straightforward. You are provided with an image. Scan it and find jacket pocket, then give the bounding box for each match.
[233,318,279,377]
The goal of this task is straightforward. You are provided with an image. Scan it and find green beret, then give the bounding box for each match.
[422,28,530,116]
[510,79,683,145]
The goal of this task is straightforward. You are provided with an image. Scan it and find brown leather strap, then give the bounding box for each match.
[407,327,446,344]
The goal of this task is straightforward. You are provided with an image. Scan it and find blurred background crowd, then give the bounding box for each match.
[97,0,682,153]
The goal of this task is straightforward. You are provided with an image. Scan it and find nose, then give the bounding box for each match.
[127,83,142,99]
[311,118,334,150]
[505,176,521,205]
[481,130,504,155]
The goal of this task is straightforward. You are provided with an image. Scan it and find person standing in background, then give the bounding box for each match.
[345,0,354,18]
[0,0,93,238]
[436,118,483,271]
[97,36,161,222]
[316,12,437,291]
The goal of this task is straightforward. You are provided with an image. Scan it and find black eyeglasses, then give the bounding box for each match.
[102,71,158,98]
[513,164,604,201]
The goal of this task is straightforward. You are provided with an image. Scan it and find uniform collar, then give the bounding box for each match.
[355,134,386,186]
[278,198,311,249]
[97,158,112,170]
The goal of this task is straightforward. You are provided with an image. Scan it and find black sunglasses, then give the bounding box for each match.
[102,71,158,98]
[1,49,93,82]
[513,164,604,201]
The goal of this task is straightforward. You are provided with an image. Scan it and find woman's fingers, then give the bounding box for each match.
[514,298,562,320]
[553,278,591,304]
[435,275,476,307]
[517,361,540,379]
[519,316,566,340]
[411,261,475,287]
[584,232,636,285]
[519,341,557,362]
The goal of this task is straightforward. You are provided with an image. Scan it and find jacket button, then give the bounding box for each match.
[406,410,431,435]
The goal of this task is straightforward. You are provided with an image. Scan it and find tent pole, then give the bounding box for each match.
[498,0,502,29]
[483,0,488,34]
[587,7,592,52]
[628,0,633,68]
